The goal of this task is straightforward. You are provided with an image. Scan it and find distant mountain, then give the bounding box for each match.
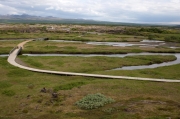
[0,14,176,26]
[0,14,61,20]
[0,14,127,25]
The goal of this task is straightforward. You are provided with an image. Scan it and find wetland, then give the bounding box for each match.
[0,24,180,119]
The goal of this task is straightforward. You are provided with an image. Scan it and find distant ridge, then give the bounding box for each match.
[0,14,178,26]
[0,14,134,25]
[0,14,61,20]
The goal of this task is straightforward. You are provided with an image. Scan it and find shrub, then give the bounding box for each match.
[75,93,115,110]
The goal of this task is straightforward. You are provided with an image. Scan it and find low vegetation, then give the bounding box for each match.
[1,24,180,43]
[75,93,115,109]
[19,55,176,73]
[53,81,87,91]
[99,63,180,80]
[2,90,16,96]
[164,36,180,43]
[0,57,180,119]
[0,24,180,119]
[0,40,23,54]
[22,41,180,54]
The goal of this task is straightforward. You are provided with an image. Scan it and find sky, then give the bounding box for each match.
[0,0,180,24]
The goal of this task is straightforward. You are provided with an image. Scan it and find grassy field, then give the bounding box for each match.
[19,55,176,74]
[0,40,24,54]
[1,24,180,118]
[22,41,180,54]
[0,57,180,119]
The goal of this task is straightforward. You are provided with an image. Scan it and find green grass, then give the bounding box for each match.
[1,25,180,118]
[0,57,180,118]
[0,81,12,89]
[1,24,180,43]
[0,40,23,54]
[22,41,180,54]
[99,63,180,79]
[53,81,87,91]
[0,32,145,42]
[2,90,16,96]
[19,55,176,74]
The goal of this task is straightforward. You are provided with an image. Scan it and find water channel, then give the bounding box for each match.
[1,39,180,70]
[49,39,180,49]
[0,54,9,57]
[22,53,180,70]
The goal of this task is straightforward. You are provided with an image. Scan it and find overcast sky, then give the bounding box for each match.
[0,0,180,24]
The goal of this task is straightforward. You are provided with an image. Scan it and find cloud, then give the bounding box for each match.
[0,3,22,15]
[0,0,180,24]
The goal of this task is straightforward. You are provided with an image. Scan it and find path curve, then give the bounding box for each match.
[7,40,180,82]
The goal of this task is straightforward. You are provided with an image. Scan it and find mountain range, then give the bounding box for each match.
[0,14,178,26]
[0,14,62,20]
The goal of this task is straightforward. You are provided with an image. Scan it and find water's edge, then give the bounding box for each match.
[22,53,180,70]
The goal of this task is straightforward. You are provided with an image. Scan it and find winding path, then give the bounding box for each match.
[7,40,180,82]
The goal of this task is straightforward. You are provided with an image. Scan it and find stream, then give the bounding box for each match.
[23,53,180,70]
[1,39,180,70]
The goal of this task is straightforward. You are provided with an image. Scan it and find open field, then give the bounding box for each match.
[0,57,180,119]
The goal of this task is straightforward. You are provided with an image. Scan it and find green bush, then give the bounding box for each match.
[75,93,115,110]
